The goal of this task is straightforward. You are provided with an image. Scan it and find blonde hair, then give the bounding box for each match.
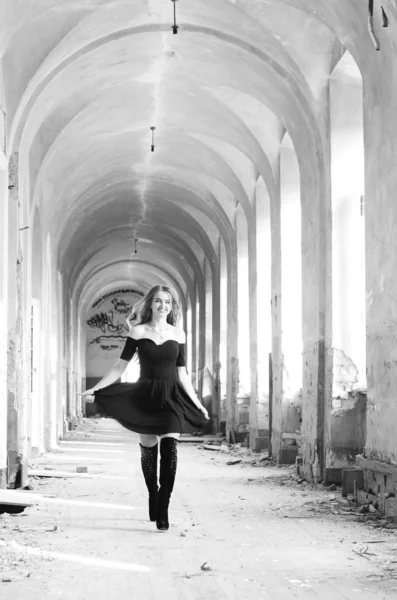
[127,285,180,327]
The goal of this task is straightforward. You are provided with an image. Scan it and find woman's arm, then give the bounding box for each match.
[81,358,129,397]
[177,367,209,419]
[81,335,138,398]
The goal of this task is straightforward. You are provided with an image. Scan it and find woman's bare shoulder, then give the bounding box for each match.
[127,324,146,339]
[170,325,186,343]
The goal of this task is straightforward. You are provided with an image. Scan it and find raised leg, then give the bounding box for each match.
[139,434,159,522]
[156,436,179,531]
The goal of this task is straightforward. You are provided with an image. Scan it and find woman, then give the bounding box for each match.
[82,285,209,532]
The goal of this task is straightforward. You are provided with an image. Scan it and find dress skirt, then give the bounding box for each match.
[93,336,208,435]
[94,377,208,435]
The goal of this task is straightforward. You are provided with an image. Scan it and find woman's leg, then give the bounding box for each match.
[139,434,159,521]
[139,434,158,447]
[156,433,180,531]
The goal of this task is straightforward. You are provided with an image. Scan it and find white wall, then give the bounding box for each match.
[330,52,365,395]
[235,205,250,395]
[85,288,143,380]
[255,177,272,404]
[280,136,303,399]
[219,239,228,411]
[0,155,8,482]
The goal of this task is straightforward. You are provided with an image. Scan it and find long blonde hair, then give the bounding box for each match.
[127,285,180,327]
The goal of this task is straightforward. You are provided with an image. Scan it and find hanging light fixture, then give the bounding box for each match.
[171,0,179,34]
[134,238,138,254]
[150,126,156,152]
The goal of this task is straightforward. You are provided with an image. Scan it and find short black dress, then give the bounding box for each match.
[94,336,208,435]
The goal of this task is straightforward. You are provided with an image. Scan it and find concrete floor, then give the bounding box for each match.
[1,420,397,599]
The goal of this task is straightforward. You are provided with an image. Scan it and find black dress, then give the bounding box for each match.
[94,336,207,435]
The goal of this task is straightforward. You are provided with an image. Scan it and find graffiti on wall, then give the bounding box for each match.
[86,289,144,353]
[88,312,128,351]
[92,288,143,309]
[88,311,128,337]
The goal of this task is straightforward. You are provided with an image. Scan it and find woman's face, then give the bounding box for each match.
[151,290,172,318]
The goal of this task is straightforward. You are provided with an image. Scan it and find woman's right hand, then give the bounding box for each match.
[78,389,97,402]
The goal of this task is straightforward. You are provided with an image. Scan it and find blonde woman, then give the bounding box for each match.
[82,285,209,531]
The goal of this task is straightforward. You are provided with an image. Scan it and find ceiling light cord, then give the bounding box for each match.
[171,0,179,35]
[150,126,156,152]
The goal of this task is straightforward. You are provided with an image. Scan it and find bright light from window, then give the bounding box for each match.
[121,360,140,383]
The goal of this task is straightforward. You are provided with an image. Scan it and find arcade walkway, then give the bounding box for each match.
[1,419,396,600]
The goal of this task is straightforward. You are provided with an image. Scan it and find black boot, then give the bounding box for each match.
[156,437,178,532]
[139,443,159,521]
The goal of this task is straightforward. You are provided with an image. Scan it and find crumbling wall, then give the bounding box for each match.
[327,391,367,468]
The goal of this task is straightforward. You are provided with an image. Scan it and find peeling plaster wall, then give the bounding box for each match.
[0,162,8,487]
[7,152,28,487]
[365,77,397,465]
[255,177,272,432]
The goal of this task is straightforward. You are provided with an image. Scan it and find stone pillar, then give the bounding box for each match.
[270,157,283,458]
[226,238,238,443]
[235,208,250,396]
[364,87,397,466]
[235,207,253,443]
[211,251,221,434]
[65,296,78,428]
[197,278,206,400]
[277,137,303,464]
[0,149,8,488]
[7,151,28,488]
[255,178,272,448]
[300,127,332,482]
[248,215,259,449]
[56,272,66,439]
[43,238,53,450]
[30,208,45,454]
[190,285,197,388]
[203,258,213,394]
[219,239,228,423]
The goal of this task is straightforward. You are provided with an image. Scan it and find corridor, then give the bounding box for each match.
[1,419,397,599]
[1,1,397,596]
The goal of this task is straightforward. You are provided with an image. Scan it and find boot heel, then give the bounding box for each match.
[149,490,159,522]
[156,488,171,531]
[156,520,169,532]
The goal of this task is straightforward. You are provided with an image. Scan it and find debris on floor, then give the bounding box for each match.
[1,419,397,599]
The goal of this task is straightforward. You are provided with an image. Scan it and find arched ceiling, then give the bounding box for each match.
[0,0,372,308]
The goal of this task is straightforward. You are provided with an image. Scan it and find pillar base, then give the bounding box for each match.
[354,455,397,520]
[7,451,28,489]
[278,446,299,464]
[0,467,7,489]
[253,436,269,453]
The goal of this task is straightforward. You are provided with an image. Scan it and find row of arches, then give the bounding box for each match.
[0,0,395,496]
[0,49,365,483]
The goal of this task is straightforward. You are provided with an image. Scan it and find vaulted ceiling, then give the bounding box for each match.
[0,0,368,310]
